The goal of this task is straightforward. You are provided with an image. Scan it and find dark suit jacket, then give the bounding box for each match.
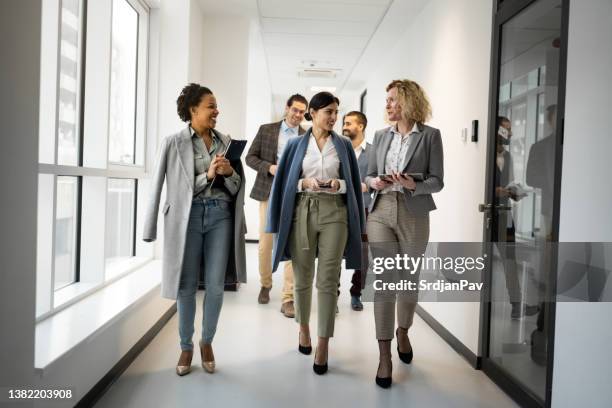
[245,121,306,201]
[526,135,555,217]
[265,129,366,272]
[357,143,373,209]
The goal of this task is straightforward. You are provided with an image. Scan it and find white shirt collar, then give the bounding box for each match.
[308,132,334,154]
[390,122,419,137]
[353,138,366,153]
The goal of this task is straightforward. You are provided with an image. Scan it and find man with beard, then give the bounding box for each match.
[340,111,372,311]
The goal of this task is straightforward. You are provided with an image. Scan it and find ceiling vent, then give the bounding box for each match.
[298,69,339,79]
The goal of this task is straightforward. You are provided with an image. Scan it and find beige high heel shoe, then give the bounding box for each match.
[176,350,193,376]
[200,341,216,373]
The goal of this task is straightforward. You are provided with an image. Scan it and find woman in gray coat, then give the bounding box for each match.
[143,83,246,377]
[365,79,443,388]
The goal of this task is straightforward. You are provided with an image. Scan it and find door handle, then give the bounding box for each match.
[478,203,493,213]
[479,203,512,212]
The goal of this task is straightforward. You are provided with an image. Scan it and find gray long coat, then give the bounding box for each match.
[142,127,247,299]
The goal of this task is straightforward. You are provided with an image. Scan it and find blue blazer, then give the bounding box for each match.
[265,129,366,272]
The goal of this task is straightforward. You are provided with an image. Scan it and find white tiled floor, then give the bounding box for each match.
[95,244,518,408]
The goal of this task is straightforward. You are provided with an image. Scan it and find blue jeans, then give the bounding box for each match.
[178,198,232,350]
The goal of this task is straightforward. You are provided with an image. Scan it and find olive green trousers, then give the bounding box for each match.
[289,193,348,338]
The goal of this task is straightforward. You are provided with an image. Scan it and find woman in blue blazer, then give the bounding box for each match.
[266,92,365,375]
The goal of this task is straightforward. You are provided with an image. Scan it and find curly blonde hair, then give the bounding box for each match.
[386,79,432,124]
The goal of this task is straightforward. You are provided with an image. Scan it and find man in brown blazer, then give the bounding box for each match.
[246,94,307,317]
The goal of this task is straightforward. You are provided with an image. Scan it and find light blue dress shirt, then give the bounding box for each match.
[277,120,300,162]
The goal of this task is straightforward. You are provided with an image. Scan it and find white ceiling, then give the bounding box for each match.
[257,0,393,109]
[197,0,428,115]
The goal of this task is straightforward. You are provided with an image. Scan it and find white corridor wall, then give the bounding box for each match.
[342,0,494,354]
[552,0,612,406]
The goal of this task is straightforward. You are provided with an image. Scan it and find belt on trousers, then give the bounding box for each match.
[379,191,402,199]
[296,193,344,251]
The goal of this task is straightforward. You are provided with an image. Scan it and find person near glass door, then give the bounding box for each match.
[143,83,246,376]
[364,79,443,388]
[494,116,539,320]
[266,92,366,375]
[526,105,558,365]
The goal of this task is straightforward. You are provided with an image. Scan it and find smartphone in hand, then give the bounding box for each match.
[317,179,331,188]
[316,179,336,191]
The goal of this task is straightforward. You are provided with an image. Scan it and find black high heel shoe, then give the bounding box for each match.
[313,348,328,375]
[375,362,392,388]
[298,332,312,355]
[396,328,413,364]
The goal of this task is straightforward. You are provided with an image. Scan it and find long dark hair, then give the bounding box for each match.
[304,92,340,121]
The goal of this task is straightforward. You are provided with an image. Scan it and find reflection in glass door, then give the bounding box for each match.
[482,0,565,406]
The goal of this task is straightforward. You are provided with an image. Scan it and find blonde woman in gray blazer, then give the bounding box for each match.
[143,84,246,376]
[364,79,444,388]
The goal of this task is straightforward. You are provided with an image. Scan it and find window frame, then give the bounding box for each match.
[36,0,153,322]
[53,175,82,291]
[55,0,86,167]
[108,0,148,167]
[104,177,139,280]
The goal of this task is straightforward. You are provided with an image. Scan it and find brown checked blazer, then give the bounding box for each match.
[246,120,306,201]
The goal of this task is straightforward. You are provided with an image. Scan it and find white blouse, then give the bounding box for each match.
[297,134,347,194]
[382,122,419,193]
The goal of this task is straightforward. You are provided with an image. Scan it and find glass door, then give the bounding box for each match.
[480,0,567,406]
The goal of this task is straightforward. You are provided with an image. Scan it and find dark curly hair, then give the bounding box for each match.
[176,83,213,123]
[304,92,339,121]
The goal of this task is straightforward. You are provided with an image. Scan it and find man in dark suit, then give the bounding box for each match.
[341,111,372,311]
[526,105,557,364]
[495,116,539,319]
[246,94,307,317]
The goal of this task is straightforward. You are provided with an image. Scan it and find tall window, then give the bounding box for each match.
[109,0,139,164]
[57,0,83,166]
[54,176,80,290]
[37,0,151,319]
[105,178,137,280]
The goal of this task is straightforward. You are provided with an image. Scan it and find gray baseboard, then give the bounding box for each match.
[416,304,481,369]
[76,303,177,407]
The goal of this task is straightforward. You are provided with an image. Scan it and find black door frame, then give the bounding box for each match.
[478,0,570,407]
